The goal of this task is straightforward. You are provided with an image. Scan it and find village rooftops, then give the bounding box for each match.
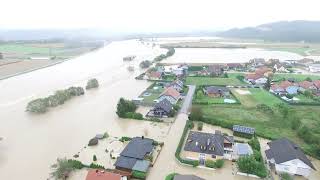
[233,125,255,135]
[153,99,173,114]
[160,87,180,100]
[174,174,205,180]
[86,169,125,180]
[265,138,315,170]
[184,131,234,156]
[298,81,315,89]
[313,80,320,89]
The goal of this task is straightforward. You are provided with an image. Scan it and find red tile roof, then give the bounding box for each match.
[279,80,294,89]
[161,87,180,99]
[86,170,122,180]
[298,81,315,89]
[313,80,320,89]
[245,73,264,80]
[148,71,162,78]
[255,67,271,75]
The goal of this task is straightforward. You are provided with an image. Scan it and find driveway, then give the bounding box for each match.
[180,85,196,114]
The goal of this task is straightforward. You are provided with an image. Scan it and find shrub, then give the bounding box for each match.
[147,117,162,122]
[248,137,261,151]
[189,106,204,121]
[165,173,178,180]
[256,104,273,114]
[67,159,84,169]
[89,163,104,169]
[93,155,97,161]
[236,156,267,178]
[86,78,99,89]
[119,136,132,142]
[139,60,152,68]
[125,112,144,120]
[205,159,216,168]
[50,158,75,180]
[253,150,263,162]
[214,159,224,168]
[280,173,293,180]
[132,170,146,180]
[197,122,203,131]
[205,159,224,168]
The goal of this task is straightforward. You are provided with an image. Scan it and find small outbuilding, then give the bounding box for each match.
[232,125,255,138]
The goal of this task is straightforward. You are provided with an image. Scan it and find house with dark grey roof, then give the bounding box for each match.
[114,137,154,173]
[147,99,173,118]
[183,131,234,164]
[265,138,316,178]
[234,143,253,159]
[167,79,184,92]
[174,174,205,180]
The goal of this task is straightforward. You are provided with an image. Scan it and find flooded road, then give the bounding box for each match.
[0,40,166,179]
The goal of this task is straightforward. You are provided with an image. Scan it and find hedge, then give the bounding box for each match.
[132,170,147,180]
[165,173,178,180]
[175,120,199,167]
[119,136,132,142]
[205,159,224,169]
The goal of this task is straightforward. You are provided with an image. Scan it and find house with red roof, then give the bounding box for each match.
[298,81,317,91]
[158,87,181,104]
[86,170,127,180]
[147,71,162,80]
[245,73,268,85]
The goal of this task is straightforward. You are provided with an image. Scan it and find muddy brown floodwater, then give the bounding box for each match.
[0,40,166,179]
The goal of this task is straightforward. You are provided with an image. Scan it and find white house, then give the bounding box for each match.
[274,64,289,73]
[265,138,315,178]
[309,64,320,73]
[245,74,268,85]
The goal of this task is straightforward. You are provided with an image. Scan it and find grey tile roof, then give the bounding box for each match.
[174,175,205,180]
[132,160,150,172]
[235,143,253,156]
[153,99,173,113]
[233,125,255,135]
[120,137,154,159]
[204,86,229,94]
[265,138,315,170]
[183,131,225,156]
[114,156,137,170]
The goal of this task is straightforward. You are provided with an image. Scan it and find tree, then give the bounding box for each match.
[305,77,312,82]
[197,122,203,131]
[93,155,97,161]
[139,60,152,68]
[26,98,49,113]
[116,98,137,118]
[280,173,293,180]
[50,158,75,180]
[196,90,204,99]
[304,90,314,98]
[264,77,271,90]
[86,78,99,89]
[248,137,261,151]
[188,106,203,121]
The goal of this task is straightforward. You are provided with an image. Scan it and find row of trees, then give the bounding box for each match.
[139,60,152,69]
[116,98,143,120]
[153,48,175,62]
[26,79,99,113]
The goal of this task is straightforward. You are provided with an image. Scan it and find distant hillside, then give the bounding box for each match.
[218,21,320,42]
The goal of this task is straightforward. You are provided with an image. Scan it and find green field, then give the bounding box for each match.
[272,73,320,81]
[231,88,282,107]
[186,76,246,86]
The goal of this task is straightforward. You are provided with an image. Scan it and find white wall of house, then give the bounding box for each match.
[158,95,177,105]
[255,78,267,84]
[274,159,312,178]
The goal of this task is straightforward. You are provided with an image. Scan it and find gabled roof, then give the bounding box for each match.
[114,156,137,170]
[153,99,173,113]
[120,137,154,159]
[298,81,315,89]
[255,67,272,75]
[160,87,180,100]
[148,71,162,78]
[245,73,264,80]
[279,80,294,89]
[265,138,315,170]
[169,79,184,89]
[204,86,229,94]
[86,170,122,180]
[174,175,205,180]
[270,84,285,92]
[313,80,320,89]
[233,125,255,135]
[184,131,225,156]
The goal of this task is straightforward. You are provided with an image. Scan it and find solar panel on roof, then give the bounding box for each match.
[233,125,255,134]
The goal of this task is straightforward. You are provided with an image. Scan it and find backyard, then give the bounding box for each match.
[193,89,237,105]
[186,76,246,86]
[139,82,165,105]
[272,73,320,82]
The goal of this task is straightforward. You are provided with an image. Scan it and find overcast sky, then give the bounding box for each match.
[1,0,319,32]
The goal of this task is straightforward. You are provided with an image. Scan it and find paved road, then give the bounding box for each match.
[180,85,196,114]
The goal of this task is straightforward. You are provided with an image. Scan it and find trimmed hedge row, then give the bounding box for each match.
[132,170,147,180]
[175,121,200,167]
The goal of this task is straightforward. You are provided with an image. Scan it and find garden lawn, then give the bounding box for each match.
[249,88,282,107]
[272,73,320,82]
[295,94,318,103]
[231,88,258,107]
[139,86,164,104]
[186,76,246,86]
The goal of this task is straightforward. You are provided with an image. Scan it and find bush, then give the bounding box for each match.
[119,136,132,142]
[26,98,49,113]
[67,159,84,169]
[89,163,104,169]
[132,170,147,180]
[205,159,224,168]
[236,156,267,178]
[253,150,263,162]
[248,137,261,151]
[93,155,97,161]
[214,159,224,168]
[86,78,99,89]
[165,173,178,180]
[197,122,203,131]
[139,60,152,68]
[189,107,204,121]
[147,117,162,122]
[125,112,144,120]
[280,173,293,180]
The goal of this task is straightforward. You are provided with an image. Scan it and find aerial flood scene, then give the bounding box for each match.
[1,1,320,180]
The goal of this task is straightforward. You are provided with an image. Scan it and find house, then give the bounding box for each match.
[158,87,181,104]
[255,67,273,77]
[245,73,267,85]
[270,85,286,96]
[265,138,316,178]
[164,64,188,76]
[147,99,173,118]
[298,81,317,91]
[184,130,234,163]
[208,65,224,77]
[274,64,289,73]
[147,71,162,80]
[234,143,253,159]
[167,79,184,92]
[226,63,243,70]
[86,169,127,180]
[203,86,230,98]
[313,80,320,89]
[174,174,205,180]
[309,64,320,73]
[249,58,265,67]
[197,69,210,76]
[114,137,154,173]
[232,125,255,138]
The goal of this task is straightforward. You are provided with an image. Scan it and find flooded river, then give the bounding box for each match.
[0,40,166,179]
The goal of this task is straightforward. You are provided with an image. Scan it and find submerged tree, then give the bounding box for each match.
[86,78,99,89]
[50,158,75,180]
